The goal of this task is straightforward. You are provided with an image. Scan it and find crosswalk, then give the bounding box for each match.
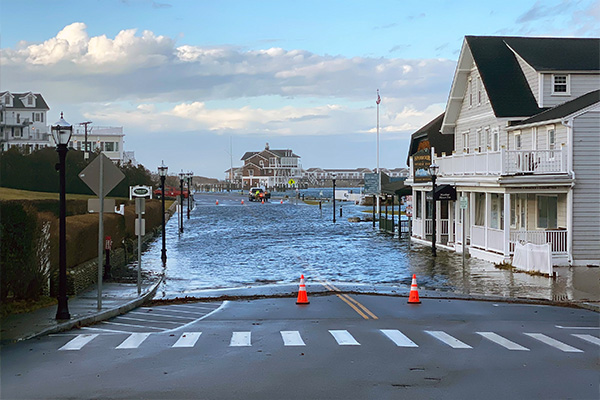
[57,328,598,354]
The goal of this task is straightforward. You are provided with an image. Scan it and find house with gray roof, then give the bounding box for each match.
[239,143,302,189]
[405,36,600,267]
[1,91,51,153]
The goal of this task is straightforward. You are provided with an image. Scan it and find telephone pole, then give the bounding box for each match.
[79,121,92,160]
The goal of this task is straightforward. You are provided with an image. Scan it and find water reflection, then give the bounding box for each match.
[140,192,598,302]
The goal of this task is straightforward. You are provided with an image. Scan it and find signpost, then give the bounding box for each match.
[79,153,125,310]
[130,185,152,295]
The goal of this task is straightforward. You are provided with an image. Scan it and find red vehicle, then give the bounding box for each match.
[154,186,189,198]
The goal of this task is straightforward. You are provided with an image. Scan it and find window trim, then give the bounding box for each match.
[551,74,570,96]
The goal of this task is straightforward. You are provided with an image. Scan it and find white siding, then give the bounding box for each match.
[515,55,540,104]
[571,111,600,263]
[541,74,600,107]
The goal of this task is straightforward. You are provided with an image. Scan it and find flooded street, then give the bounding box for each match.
[143,192,599,302]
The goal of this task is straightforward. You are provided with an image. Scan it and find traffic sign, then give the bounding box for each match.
[130,185,152,199]
[288,179,296,185]
[79,153,125,196]
[460,196,469,210]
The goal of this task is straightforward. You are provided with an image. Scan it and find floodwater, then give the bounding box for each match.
[142,192,599,302]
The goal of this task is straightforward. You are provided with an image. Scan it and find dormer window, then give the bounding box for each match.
[552,74,569,95]
[27,96,33,105]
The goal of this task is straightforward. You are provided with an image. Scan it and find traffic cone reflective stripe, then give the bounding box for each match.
[408,274,421,304]
[296,274,310,304]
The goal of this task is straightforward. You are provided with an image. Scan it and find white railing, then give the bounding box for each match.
[509,230,568,254]
[413,218,424,237]
[487,228,504,253]
[435,147,568,177]
[471,225,486,248]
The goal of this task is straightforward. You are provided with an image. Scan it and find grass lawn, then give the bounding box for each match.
[0,187,130,201]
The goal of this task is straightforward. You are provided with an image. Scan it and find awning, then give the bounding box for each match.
[426,184,457,201]
[381,180,412,197]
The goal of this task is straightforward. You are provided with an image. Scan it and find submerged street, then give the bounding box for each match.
[144,192,598,302]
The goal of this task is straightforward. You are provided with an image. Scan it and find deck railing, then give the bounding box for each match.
[435,147,568,177]
[509,230,568,254]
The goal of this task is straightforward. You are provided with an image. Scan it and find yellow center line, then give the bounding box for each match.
[335,294,369,319]
[317,280,378,320]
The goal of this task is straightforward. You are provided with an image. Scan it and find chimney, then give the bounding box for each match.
[265,142,270,150]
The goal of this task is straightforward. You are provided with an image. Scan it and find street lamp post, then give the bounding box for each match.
[187,171,193,219]
[179,171,185,233]
[52,112,73,320]
[429,163,439,257]
[158,161,168,265]
[331,173,337,223]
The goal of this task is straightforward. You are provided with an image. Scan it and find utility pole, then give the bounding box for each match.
[79,121,92,160]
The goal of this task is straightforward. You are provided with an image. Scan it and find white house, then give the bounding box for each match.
[406,36,600,267]
[69,125,126,163]
[0,91,51,153]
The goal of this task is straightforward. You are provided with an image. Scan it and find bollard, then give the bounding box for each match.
[340,206,343,217]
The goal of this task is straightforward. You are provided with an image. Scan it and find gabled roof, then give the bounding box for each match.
[241,151,259,161]
[406,113,453,165]
[505,37,600,72]
[510,89,600,127]
[466,36,542,118]
[266,149,300,158]
[0,91,50,110]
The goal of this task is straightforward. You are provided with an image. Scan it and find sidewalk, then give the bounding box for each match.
[0,278,162,345]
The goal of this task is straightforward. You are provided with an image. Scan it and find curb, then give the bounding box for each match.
[20,275,164,342]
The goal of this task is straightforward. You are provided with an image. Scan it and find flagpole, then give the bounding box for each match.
[376,89,380,217]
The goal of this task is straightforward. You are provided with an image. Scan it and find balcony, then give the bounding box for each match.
[436,147,569,177]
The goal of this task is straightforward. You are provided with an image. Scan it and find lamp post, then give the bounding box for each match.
[52,112,73,320]
[331,173,337,223]
[187,171,193,219]
[179,171,185,233]
[429,162,439,257]
[158,161,168,265]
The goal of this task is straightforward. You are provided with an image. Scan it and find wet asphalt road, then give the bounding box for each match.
[2,294,598,399]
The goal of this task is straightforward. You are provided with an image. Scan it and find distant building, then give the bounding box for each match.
[239,143,302,189]
[0,91,51,153]
[70,125,128,164]
[224,167,243,188]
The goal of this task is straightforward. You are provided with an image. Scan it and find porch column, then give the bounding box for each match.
[503,192,511,258]
[448,201,454,244]
[567,189,573,264]
[421,190,427,239]
[485,192,490,250]
[469,192,475,246]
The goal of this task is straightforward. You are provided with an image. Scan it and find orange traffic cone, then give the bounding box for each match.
[296,274,310,304]
[408,274,421,304]
[241,200,244,205]
[261,199,265,204]
[216,200,219,205]
[280,199,283,204]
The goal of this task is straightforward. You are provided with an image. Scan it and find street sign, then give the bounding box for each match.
[363,173,379,195]
[460,196,469,210]
[135,197,146,215]
[88,198,115,213]
[130,185,152,199]
[135,218,146,236]
[79,153,125,196]
[288,179,296,185]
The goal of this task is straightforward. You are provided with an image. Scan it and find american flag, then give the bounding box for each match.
[376,91,381,105]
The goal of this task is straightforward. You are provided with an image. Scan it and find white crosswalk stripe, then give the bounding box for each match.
[524,333,583,353]
[477,332,529,351]
[380,329,418,347]
[116,333,151,349]
[281,331,306,346]
[59,334,98,351]
[230,331,251,347]
[172,332,202,348]
[571,334,600,347]
[329,330,360,345]
[425,330,472,349]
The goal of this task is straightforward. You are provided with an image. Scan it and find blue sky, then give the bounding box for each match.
[1,0,598,178]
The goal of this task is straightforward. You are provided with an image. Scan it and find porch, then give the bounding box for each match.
[436,147,569,176]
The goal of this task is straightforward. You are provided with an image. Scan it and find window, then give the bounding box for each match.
[248,169,254,177]
[35,113,40,122]
[259,160,264,167]
[490,193,503,229]
[514,132,522,150]
[104,142,115,152]
[416,192,422,219]
[468,78,473,107]
[27,96,33,105]
[537,196,557,229]
[547,127,555,150]
[552,74,569,94]
[474,193,486,226]
[40,113,43,123]
[477,77,482,105]
[477,129,484,152]
[510,195,517,227]
[462,131,470,153]
[492,129,499,151]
